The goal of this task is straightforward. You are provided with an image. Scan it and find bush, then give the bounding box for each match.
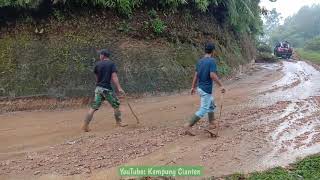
[217,59,231,76]
[304,36,320,51]
[0,0,263,35]
[151,18,166,35]
[257,42,273,53]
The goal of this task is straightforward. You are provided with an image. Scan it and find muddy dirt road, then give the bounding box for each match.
[1,60,320,180]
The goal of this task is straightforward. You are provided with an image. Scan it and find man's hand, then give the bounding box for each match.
[191,72,198,95]
[118,88,125,95]
[221,87,226,94]
[112,73,125,95]
[190,88,196,95]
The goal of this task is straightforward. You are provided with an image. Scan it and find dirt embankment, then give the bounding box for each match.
[0,9,256,100]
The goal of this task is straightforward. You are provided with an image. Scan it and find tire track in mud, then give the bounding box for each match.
[256,61,320,106]
[262,97,320,167]
[246,61,320,168]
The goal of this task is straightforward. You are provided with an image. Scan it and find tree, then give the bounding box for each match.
[270,5,320,47]
[261,8,281,43]
[0,0,266,35]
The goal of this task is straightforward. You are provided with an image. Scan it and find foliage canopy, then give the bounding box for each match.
[269,5,320,47]
[0,0,265,35]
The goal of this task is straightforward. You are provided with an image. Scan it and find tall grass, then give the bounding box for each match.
[296,49,320,64]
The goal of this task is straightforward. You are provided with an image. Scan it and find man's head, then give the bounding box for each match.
[99,49,111,60]
[205,42,215,55]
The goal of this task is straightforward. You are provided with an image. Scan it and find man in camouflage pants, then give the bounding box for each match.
[82,49,127,132]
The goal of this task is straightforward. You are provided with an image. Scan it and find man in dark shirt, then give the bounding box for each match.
[82,49,127,132]
[185,43,226,136]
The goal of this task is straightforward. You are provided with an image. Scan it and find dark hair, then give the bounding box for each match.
[205,43,215,54]
[99,49,111,58]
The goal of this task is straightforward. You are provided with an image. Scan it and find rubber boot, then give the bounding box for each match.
[114,108,128,127]
[82,113,93,132]
[208,112,216,129]
[184,114,201,136]
[190,114,201,126]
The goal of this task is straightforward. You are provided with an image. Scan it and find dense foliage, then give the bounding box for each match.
[0,0,263,34]
[0,0,264,97]
[297,36,320,63]
[255,41,277,62]
[304,36,320,51]
[269,5,320,47]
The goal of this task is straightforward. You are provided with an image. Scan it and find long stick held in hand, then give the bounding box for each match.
[216,93,224,136]
[219,93,224,120]
[124,94,140,124]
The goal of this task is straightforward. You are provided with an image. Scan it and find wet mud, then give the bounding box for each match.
[0,60,320,179]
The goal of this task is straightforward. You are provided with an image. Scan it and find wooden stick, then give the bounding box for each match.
[125,95,140,124]
[217,93,225,136]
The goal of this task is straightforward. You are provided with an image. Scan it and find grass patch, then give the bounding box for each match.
[296,48,320,64]
[226,154,320,180]
[248,167,297,180]
[294,155,320,179]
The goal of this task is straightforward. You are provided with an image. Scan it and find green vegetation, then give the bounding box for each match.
[146,9,167,35]
[304,36,320,51]
[257,42,273,54]
[248,167,298,180]
[151,18,166,35]
[0,0,263,97]
[295,37,320,64]
[296,49,320,64]
[226,154,320,180]
[217,60,231,76]
[262,5,320,64]
[255,42,277,62]
[0,0,267,34]
[269,5,320,47]
[261,8,281,43]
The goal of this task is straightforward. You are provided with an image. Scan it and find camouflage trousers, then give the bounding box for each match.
[91,86,120,110]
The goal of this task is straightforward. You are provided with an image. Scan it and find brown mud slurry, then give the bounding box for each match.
[1,60,320,180]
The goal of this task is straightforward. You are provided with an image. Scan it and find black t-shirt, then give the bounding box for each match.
[94,60,117,89]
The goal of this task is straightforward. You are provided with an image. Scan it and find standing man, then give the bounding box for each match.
[185,43,226,136]
[82,49,127,132]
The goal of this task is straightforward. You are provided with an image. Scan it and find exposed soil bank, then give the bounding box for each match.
[0,10,255,98]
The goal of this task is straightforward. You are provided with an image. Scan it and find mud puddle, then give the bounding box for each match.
[256,61,320,106]
[249,61,320,168]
